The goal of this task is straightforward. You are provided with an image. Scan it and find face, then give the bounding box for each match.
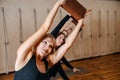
[36,37,54,57]
[56,34,65,47]
[62,30,68,37]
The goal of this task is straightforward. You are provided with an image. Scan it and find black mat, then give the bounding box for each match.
[55,67,89,79]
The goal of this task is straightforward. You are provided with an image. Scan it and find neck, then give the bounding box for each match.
[34,52,43,62]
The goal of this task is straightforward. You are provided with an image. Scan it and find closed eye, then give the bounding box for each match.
[43,40,53,49]
[43,41,47,44]
[49,45,53,49]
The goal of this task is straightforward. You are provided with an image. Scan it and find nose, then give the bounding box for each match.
[44,45,49,53]
[61,39,64,43]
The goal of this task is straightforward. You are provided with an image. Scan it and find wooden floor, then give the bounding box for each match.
[0,53,120,80]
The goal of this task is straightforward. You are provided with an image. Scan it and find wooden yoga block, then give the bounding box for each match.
[62,0,87,21]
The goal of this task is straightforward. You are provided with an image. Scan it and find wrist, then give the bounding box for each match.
[56,0,66,6]
[54,2,61,8]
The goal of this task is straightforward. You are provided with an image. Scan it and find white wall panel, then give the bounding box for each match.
[82,15,92,58]
[91,10,100,57]
[115,10,120,52]
[107,10,115,54]
[0,7,6,74]
[4,7,20,72]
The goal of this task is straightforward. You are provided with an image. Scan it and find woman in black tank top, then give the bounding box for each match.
[14,0,84,80]
[14,0,66,80]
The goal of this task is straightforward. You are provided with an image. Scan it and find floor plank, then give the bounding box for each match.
[0,53,120,80]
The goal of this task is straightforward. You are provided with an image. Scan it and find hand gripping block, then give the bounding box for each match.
[62,0,87,20]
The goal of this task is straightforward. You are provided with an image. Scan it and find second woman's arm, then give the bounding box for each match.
[50,19,84,65]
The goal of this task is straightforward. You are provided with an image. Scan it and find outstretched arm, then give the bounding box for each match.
[16,0,66,67]
[50,19,84,64]
[51,15,70,37]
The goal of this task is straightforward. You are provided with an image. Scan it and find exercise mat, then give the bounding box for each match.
[55,67,89,79]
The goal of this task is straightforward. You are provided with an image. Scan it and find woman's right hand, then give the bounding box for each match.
[57,0,66,6]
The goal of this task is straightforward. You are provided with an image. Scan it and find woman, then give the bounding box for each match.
[50,15,80,79]
[14,0,84,80]
[49,9,91,80]
[49,29,80,80]
[14,0,66,80]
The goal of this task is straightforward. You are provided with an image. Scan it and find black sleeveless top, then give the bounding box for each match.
[14,55,49,80]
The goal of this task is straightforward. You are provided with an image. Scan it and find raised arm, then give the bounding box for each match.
[51,15,70,37]
[50,19,84,64]
[16,0,66,63]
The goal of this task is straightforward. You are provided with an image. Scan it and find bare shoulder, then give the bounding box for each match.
[15,51,33,71]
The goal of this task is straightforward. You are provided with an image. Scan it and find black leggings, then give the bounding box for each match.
[49,61,70,80]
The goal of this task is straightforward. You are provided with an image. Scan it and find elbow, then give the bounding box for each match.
[66,42,73,49]
[67,44,72,50]
[16,48,21,57]
[17,47,24,56]
[63,43,72,52]
[17,46,22,55]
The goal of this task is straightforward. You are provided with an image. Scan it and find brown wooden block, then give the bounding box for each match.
[62,0,87,20]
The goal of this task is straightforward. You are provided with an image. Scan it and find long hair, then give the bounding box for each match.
[33,34,55,54]
[55,32,66,50]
